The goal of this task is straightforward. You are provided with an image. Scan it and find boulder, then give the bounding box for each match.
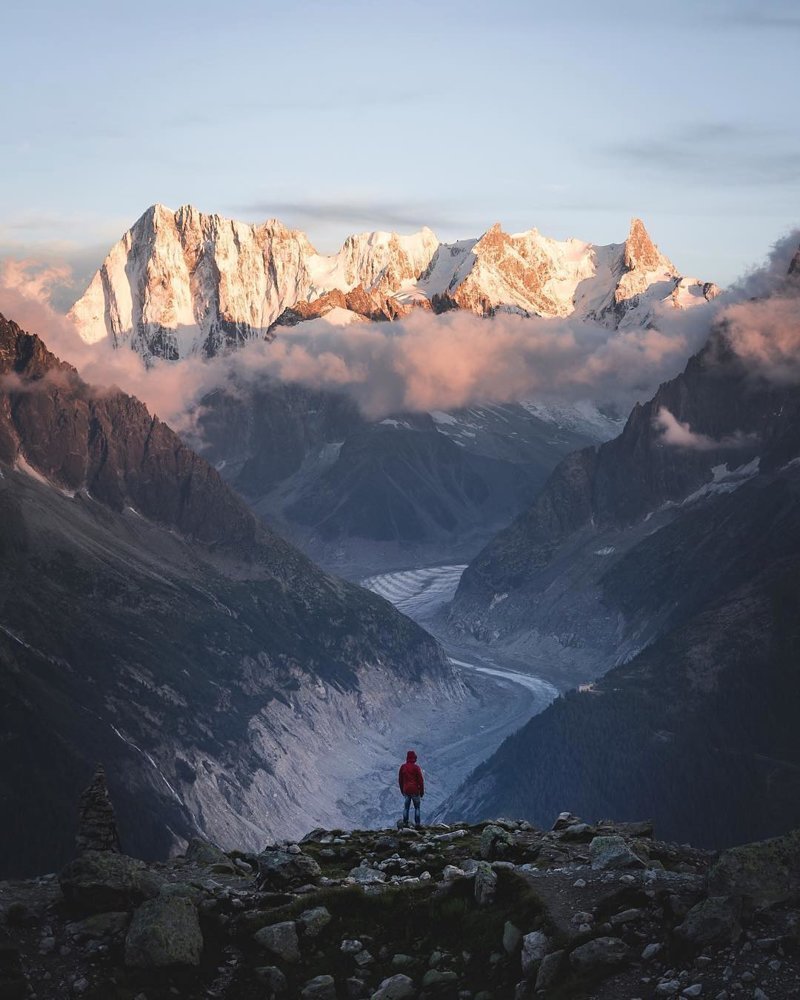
[75,765,121,854]
[298,906,332,937]
[473,862,497,906]
[568,936,631,975]
[535,949,564,991]
[520,930,550,977]
[59,851,162,913]
[480,824,514,860]
[708,829,800,910]
[371,974,416,999]
[301,975,337,999]
[674,897,741,948]
[254,920,301,963]
[552,812,583,831]
[589,836,644,871]
[124,896,203,968]
[258,848,322,890]
[185,838,235,871]
[255,965,288,994]
[349,863,387,885]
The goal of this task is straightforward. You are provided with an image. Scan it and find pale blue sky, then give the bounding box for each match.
[1,0,798,299]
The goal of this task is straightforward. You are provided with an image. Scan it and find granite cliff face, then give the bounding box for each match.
[69,207,716,360]
[0,313,458,878]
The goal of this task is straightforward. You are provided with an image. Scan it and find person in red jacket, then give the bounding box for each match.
[398,750,424,829]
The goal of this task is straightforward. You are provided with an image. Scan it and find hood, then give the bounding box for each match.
[406,751,417,763]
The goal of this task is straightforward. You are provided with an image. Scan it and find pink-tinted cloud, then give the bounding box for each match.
[653,407,757,451]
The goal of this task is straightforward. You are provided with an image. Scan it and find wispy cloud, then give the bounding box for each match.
[235,199,463,234]
[654,407,757,450]
[609,121,800,187]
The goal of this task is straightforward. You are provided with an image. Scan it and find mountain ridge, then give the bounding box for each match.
[69,205,719,361]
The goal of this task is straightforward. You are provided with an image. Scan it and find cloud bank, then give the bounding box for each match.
[0,229,798,443]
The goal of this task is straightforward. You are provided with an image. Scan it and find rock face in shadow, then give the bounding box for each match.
[439,252,800,846]
[0,313,454,877]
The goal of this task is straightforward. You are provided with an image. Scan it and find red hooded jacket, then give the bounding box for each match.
[398,750,424,796]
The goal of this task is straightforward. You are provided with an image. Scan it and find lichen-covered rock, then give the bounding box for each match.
[124,896,203,968]
[568,936,631,974]
[298,906,332,937]
[257,848,322,890]
[480,824,514,860]
[708,829,800,910]
[674,896,742,947]
[254,921,301,963]
[185,838,235,871]
[59,851,161,913]
[473,862,497,906]
[589,835,643,871]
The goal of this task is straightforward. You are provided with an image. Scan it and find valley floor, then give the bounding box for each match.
[339,566,558,830]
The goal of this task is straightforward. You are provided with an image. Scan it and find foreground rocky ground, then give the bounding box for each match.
[1,807,799,1000]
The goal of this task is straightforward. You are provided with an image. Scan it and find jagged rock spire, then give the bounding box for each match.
[75,764,121,854]
[623,217,662,272]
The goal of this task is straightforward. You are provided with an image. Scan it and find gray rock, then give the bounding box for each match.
[185,838,234,871]
[480,824,514,860]
[589,836,644,871]
[642,942,662,961]
[534,950,564,991]
[569,936,631,974]
[258,848,322,890]
[708,830,800,911]
[655,981,681,996]
[124,896,203,968]
[254,921,301,963]
[349,864,387,885]
[342,939,364,954]
[552,812,582,831]
[422,968,458,988]
[682,986,703,998]
[354,949,374,967]
[66,912,130,941]
[255,965,288,994]
[521,930,550,978]
[371,974,416,999]
[298,906,332,937]
[301,975,336,999]
[474,862,497,906]
[675,897,741,948]
[610,907,644,925]
[443,865,465,881]
[503,921,522,954]
[59,851,161,913]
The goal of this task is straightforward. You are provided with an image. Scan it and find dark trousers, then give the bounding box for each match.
[403,794,421,826]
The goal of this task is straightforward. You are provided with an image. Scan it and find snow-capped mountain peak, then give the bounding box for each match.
[70,205,718,360]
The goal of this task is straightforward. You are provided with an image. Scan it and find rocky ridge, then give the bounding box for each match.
[69,207,717,360]
[2,794,798,1000]
[0,313,457,875]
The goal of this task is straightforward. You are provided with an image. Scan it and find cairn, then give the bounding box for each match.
[75,763,121,853]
